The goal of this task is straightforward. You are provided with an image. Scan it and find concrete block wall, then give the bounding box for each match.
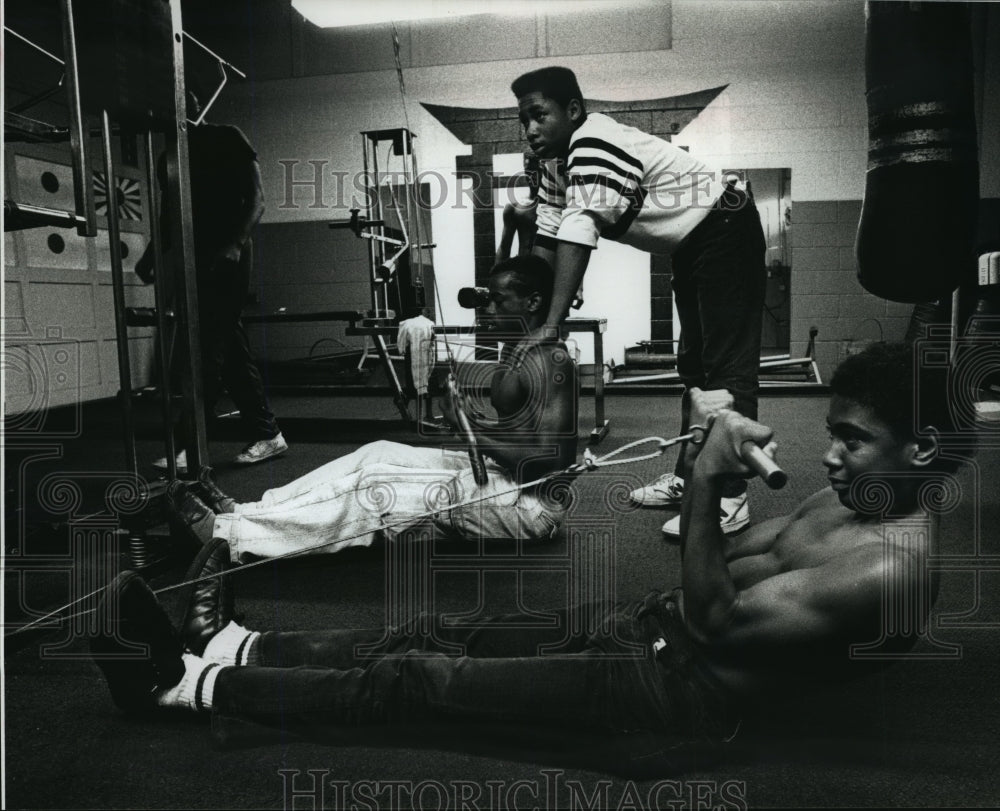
[247,222,370,363]
[790,199,915,380]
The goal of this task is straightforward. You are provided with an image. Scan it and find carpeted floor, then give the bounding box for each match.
[4,392,1000,808]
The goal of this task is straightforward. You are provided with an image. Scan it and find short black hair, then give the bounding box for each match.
[511,66,587,116]
[489,254,554,307]
[830,341,962,470]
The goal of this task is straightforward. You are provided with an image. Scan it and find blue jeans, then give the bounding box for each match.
[671,188,767,495]
[210,590,737,744]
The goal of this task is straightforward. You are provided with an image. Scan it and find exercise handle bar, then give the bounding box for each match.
[741,441,787,490]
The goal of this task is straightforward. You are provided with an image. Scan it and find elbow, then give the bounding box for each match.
[684,616,718,648]
[684,595,742,647]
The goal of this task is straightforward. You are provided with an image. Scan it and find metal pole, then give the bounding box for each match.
[58,0,97,237]
[370,135,388,319]
[166,0,208,473]
[361,134,376,316]
[393,129,410,315]
[101,109,138,476]
[144,131,178,478]
[405,129,422,288]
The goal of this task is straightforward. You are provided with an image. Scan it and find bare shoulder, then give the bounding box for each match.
[794,487,839,517]
[725,488,831,561]
[511,338,574,372]
[805,509,931,596]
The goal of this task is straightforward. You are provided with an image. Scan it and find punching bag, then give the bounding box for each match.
[855,1,980,303]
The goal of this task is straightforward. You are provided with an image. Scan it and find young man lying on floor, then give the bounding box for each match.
[92,342,961,749]
[168,254,578,561]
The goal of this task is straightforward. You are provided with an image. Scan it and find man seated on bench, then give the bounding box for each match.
[166,255,578,561]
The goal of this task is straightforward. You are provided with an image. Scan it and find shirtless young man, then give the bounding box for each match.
[93,343,955,744]
[680,340,950,698]
[165,254,577,562]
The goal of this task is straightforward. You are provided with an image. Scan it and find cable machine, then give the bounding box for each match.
[327,127,437,423]
[4,0,217,572]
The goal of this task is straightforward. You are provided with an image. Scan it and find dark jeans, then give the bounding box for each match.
[671,188,767,495]
[211,590,736,745]
[186,240,279,444]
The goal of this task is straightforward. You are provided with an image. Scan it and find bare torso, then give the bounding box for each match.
[481,338,577,480]
[683,488,936,696]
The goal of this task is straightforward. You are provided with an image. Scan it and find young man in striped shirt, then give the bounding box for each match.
[512,66,767,536]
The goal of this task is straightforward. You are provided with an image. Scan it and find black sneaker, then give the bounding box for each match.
[180,538,237,656]
[165,480,217,547]
[194,467,236,514]
[89,572,184,713]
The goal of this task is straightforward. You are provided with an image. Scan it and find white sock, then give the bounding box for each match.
[155,652,221,712]
[202,620,260,666]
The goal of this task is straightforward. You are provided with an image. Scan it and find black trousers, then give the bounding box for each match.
[210,591,737,746]
[670,189,767,495]
[183,241,279,445]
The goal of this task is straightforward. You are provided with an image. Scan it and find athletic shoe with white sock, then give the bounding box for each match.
[629,473,684,508]
[89,571,185,713]
[152,450,188,474]
[661,492,750,538]
[155,652,221,712]
[202,620,260,666]
[233,433,288,465]
[181,537,237,654]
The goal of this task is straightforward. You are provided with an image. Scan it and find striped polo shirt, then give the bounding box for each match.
[534,113,727,254]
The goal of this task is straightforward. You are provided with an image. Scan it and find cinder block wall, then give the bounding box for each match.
[790,200,915,380]
[247,222,370,362]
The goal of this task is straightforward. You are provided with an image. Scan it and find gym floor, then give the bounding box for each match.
[4,390,1000,808]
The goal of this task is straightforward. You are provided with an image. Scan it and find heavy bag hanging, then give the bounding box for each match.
[855,1,979,303]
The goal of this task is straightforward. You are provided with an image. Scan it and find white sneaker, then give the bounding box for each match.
[233,433,288,465]
[662,493,749,538]
[152,450,188,474]
[629,473,684,507]
[973,400,1000,424]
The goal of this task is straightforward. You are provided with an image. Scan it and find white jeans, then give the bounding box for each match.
[213,440,563,561]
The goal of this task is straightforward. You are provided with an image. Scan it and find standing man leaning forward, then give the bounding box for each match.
[512,66,767,536]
